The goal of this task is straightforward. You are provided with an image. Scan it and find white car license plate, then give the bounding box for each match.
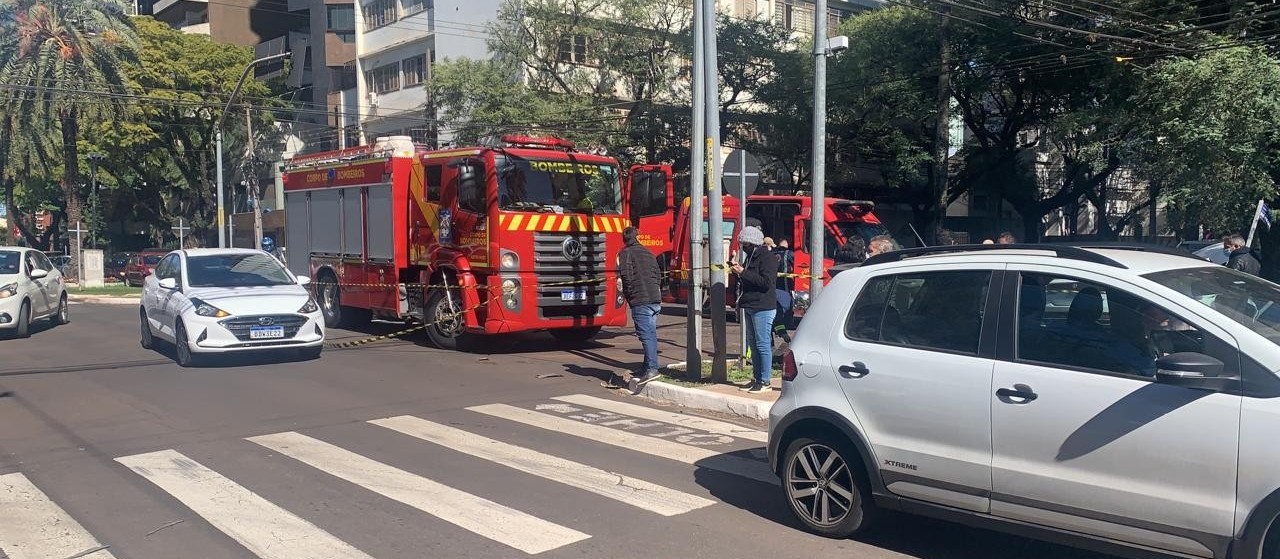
[250,326,286,339]
[560,289,587,302]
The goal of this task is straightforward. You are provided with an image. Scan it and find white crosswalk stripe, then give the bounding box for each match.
[248,431,590,555]
[552,394,769,442]
[0,472,116,559]
[370,415,715,516]
[115,449,375,559]
[467,403,778,485]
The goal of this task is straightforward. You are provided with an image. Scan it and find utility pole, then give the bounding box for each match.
[932,6,953,242]
[809,0,829,301]
[68,221,87,288]
[687,0,706,381]
[703,0,728,384]
[216,51,291,248]
[247,107,264,251]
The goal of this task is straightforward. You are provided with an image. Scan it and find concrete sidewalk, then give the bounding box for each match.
[68,294,140,306]
[634,378,778,422]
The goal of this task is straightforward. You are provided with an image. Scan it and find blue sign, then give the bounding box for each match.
[0,203,6,218]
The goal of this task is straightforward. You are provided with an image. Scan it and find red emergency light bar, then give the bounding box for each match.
[833,199,876,214]
[501,134,576,150]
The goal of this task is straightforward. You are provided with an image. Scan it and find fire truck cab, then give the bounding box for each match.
[659,192,888,314]
[282,135,630,349]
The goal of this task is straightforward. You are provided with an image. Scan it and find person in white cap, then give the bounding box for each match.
[730,225,779,393]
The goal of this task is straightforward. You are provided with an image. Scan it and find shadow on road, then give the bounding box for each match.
[693,451,1111,559]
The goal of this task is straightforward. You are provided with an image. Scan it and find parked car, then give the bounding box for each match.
[770,243,1280,559]
[140,248,323,366]
[107,252,135,281]
[124,249,167,287]
[47,254,72,277]
[0,246,70,338]
[1193,241,1230,265]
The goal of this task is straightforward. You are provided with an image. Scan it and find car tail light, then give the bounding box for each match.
[782,350,798,382]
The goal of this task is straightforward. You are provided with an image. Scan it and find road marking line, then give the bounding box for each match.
[115,449,372,559]
[248,432,589,554]
[467,404,777,485]
[552,394,768,442]
[0,472,117,559]
[370,415,714,517]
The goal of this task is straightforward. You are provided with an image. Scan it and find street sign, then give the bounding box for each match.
[722,149,760,198]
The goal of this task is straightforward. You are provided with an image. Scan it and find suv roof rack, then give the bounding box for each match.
[861,243,1131,268]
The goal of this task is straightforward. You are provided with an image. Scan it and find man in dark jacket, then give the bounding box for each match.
[731,225,779,393]
[1224,233,1262,276]
[616,226,664,389]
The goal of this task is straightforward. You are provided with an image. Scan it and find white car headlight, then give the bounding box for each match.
[298,298,319,313]
[190,298,231,318]
[0,283,16,299]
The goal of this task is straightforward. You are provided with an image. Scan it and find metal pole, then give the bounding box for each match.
[75,221,83,288]
[216,129,225,247]
[1247,199,1265,248]
[687,0,706,381]
[247,107,264,251]
[215,51,291,249]
[703,0,727,384]
[737,152,748,372]
[809,0,828,301]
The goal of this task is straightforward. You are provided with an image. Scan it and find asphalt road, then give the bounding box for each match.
[0,303,1116,559]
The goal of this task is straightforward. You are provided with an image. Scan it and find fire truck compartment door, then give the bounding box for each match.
[342,188,364,258]
[367,184,394,260]
[310,189,341,255]
[285,191,311,277]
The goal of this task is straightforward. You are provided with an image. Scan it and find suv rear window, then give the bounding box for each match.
[844,270,991,355]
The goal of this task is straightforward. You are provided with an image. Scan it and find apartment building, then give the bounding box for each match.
[353,0,499,147]
[151,0,306,46]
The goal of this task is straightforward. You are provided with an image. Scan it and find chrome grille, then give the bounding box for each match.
[218,314,307,342]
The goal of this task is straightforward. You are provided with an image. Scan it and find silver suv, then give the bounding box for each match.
[768,244,1280,559]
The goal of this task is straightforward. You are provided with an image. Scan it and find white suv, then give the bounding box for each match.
[768,244,1280,559]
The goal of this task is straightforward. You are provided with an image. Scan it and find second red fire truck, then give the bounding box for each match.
[282,135,631,349]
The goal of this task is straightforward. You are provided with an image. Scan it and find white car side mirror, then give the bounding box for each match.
[158,277,178,290]
[296,275,311,286]
[29,268,49,279]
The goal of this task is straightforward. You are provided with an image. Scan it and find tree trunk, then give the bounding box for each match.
[931,5,952,244]
[61,110,82,281]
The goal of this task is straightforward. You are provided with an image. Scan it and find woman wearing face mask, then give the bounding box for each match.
[730,225,779,393]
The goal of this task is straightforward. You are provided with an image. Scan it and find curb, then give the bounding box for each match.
[636,380,772,422]
[68,295,141,306]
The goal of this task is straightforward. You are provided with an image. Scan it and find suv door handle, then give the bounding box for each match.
[839,362,870,378]
[996,384,1038,403]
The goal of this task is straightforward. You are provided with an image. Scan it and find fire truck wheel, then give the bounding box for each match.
[317,272,343,328]
[549,327,603,344]
[424,288,468,350]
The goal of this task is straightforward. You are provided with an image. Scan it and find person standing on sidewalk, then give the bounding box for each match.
[1223,233,1262,276]
[612,226,664,390]
[731,225,779,394]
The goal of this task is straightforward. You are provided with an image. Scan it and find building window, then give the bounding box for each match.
[777,0,814,33]
[363,0,397,31]
[332,67,357,90]
[403,0,430,17]
[327,5,355,31]
[334,32,355,43]
[365,63,400,94]
[402,54,427,86]
[557,34,589,64]
[734,0,757,18]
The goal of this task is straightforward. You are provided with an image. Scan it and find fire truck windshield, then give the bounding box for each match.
[495,156,621,214]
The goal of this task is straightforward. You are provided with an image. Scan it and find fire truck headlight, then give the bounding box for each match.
[501,278,519,295]
[500,250,519,270]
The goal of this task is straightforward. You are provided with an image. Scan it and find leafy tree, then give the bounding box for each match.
[84,16,274,247]
[1134,45,1280,235]
[0,0,137,267]
[429,57,612,148]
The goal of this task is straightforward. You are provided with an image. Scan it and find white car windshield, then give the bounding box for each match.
[1145,266,1280,346]
[0,251,18,275]
[187,253,294,287]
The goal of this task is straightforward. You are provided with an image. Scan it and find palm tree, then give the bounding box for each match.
[0,0,136,270]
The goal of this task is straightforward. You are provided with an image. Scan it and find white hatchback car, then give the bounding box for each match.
[140,248,324,366]
[770,244,1280,559]
[0,246,69,338]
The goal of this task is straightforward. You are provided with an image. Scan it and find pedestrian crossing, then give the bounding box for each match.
[1,394,771,559]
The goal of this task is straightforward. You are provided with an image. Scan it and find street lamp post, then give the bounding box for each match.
[215,52,291,248]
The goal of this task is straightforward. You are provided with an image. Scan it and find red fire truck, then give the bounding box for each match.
[631,175,888,312]
[282,135,631,349]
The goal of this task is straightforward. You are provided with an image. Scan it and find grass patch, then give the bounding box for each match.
[70,285,141,296]
[659,359,781,387]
